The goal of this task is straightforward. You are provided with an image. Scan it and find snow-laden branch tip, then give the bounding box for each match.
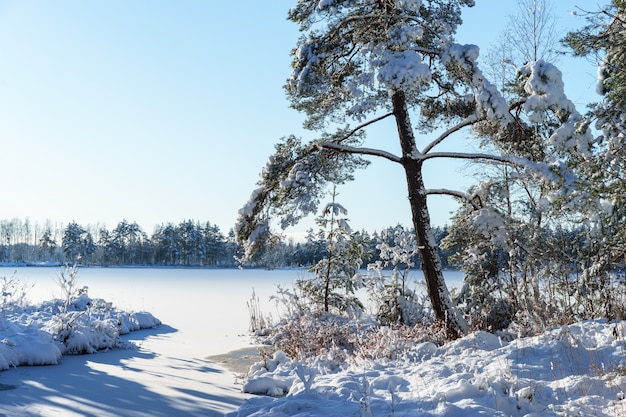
[442,43,512,123]
[519,60,594,158]
[419,151,516,164]
[468,206,509,245]
[376,49,432,90]
[421,152,569,187]
[317,142,402,163]
[426,188,482,209]
[322,201,349,217]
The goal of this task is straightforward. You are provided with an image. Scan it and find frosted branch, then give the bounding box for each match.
[426,188,482,209]
[419,151,515,165]
[318,142,402,163]
[422,152,568,187]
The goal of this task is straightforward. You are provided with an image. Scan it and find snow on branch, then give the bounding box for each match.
[235,173,277,263]
[235,135,369,263]
[468,206,509,248]
[426,188,482,209]
[520,60,575,122]
[442,43,512,123]
[317,142,402,163]
[322,201,349,217]
[420,151,576,196]
[375,49,432,90]
[336,112,394,144]
[419,151,519,165]
[519,60,594,158]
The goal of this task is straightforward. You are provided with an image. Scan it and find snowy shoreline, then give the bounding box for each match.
[0,290,253,416]
[207,346,266,375]
[230,320,626,416]
[4,267,624,416]
[0,292,162,370]
[0,266,273,415]
[3,288,626,416]
[0,321,252,416]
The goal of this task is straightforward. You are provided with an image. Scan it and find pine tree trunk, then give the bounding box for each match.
[391,91,467,338]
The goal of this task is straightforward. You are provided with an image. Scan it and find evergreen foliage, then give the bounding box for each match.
[0,216,450,269]
[563,1,626,291]
[295,190,368,316]
[236,0,597,338]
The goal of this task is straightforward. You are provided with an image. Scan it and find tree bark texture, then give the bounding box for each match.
[391,91,467,338]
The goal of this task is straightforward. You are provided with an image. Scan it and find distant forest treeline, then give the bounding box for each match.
[0,218,453,269]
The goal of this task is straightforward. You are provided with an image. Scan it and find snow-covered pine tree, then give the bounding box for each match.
[62,221,96,265]
[563,1,626,317]
[235,0,593,338]
[442,0,588,330]
[367,227,427,325]
[296,187,366,316]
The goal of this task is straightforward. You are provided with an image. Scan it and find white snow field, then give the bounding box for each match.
[232,320,626,416]
[1,267,625,416]
[0,267,293,416]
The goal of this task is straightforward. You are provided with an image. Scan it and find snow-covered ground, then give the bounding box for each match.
[232,320,626,416]
[0,266,290,416]
[2,267,624,416]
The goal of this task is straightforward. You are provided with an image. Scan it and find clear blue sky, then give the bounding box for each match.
[0,0,599,236]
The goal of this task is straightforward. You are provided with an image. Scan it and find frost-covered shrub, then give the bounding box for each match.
[0,271,33,310]
[367,268,432,326]
[43,291,161,355]
[47,312,120,354]
[352,322,447,361]
[295,278,365,317]
[270,283,308,319]
[366,228,432,326]
[257,310,446,365]
[267,313,360,361]
[253,226,448,368]
[56,264,83,313]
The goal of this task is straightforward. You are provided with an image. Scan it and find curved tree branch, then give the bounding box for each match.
[422,99,530,155]
[427,188,483,210]
[420,151,563,184]
[317,142,402,163]
[422,114,480,154]
[337,112,395,144]
[419,151,523,166]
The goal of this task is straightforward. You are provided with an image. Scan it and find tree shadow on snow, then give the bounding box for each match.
[0,325,246,417]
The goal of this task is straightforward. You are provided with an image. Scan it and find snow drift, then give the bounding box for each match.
[0,292,161,369]
[230,320,626,416]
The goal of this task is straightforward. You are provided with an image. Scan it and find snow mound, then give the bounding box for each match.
[0,331,61,368]
[119,311,162,334]
[243,351,296,396]
[229,320,626,416]
[0,293,161,369]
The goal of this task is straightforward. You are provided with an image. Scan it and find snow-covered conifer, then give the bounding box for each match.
[236,0,591,338]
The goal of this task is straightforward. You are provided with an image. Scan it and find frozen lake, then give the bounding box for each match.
[0,266,465,416]
[0,266,465,356]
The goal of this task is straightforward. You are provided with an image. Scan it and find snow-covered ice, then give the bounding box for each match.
[0,266,282,416]
[1,267,625,416]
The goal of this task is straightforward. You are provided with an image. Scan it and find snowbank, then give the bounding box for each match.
[229,321,626,416]
[0,292,161,369]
